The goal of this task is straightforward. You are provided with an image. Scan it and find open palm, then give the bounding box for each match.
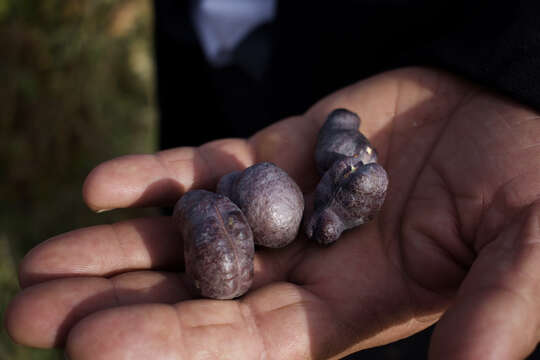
[7,67,540,359]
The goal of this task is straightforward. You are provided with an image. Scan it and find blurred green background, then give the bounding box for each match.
[1,0,158,358]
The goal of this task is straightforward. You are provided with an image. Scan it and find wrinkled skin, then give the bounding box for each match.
[306,157,388,245]
[6,67,540,360]
[217,162,304,248]
[315,108,378,174]
[173,190,254,299]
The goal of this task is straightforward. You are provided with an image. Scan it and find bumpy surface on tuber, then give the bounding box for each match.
[306,157,388,245]
[307,109,389,245]
[174,190,254,299]
[315,108,378,175]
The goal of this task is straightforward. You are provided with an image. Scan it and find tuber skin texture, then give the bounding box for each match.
[217,162,304,248]
[306,152,388,245]
[173,190,254,299]
[315,108,378,175]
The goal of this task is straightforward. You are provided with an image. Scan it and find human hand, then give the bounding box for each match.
[6,67,540,359]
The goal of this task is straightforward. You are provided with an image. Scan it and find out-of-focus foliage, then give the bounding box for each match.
[0,0,157,358]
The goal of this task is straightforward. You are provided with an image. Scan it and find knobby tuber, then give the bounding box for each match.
[173,190,254,299]
[217,162,304,248]
[307,109,389,245]
[315,108,378,175]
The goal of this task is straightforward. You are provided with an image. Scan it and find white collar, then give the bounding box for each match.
[192,0,277,67]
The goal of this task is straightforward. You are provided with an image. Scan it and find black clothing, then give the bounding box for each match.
[155,0,540,151]
[153,1,540,358]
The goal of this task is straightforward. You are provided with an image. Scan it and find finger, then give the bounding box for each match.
[65,282,347,360]
[82,69,394,212]
[83,70,402,212]
[19,217,182,288]
[5,271,192,348]
[83,139,256,211]
[8,235,309,349]
[429,203,540,359]
[19,216,308,289]
[83,68,464,212]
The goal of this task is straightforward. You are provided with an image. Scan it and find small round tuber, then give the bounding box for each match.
[217,162,304,248]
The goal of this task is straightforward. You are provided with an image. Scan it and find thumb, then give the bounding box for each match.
[429,203,540,359]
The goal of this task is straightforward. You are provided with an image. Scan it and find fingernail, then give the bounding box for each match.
[96,208,114,213]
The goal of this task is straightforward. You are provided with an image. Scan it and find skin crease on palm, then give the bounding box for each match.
[6,67,540,359]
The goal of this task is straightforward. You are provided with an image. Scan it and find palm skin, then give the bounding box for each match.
[6,67,540,359]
